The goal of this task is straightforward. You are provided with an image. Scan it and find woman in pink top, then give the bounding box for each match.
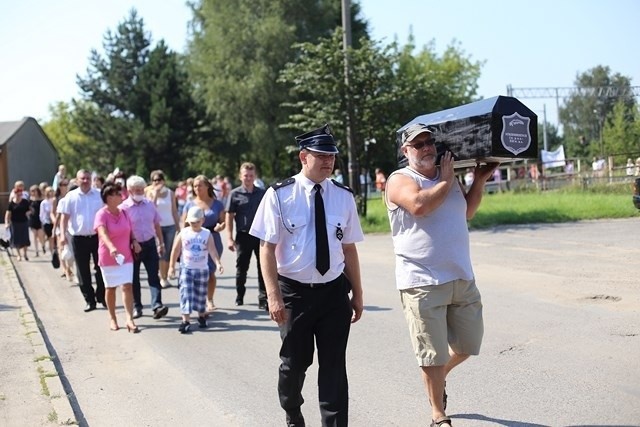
[94,182,142,333]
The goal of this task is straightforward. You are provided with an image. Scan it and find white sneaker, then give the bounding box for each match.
[160,278,172,288]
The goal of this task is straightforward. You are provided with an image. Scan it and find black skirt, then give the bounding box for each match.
[11,221,31,248]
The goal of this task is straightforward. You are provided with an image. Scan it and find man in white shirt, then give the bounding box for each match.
[59,169,105,312]
[250,124,364,427]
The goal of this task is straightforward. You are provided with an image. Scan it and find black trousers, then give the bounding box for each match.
[235,231,266,303]
[71,235,105,305]
[277,274,353,427]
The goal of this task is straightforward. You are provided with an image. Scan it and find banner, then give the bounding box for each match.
[541,145,566,169]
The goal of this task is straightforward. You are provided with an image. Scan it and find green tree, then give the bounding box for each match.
[74,9,202,180]
[279,31,399,180]
[186,0,369,180]
[394,36,483,120]
[602,99,639,165]
[559,65,636,160]
[279,31,483,185]
[42,102,91,174]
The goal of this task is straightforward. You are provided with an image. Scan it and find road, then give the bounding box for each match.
[9,218,640,426]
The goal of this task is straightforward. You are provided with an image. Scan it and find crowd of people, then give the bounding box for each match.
[3,122,504,427]
[3,163,267,334]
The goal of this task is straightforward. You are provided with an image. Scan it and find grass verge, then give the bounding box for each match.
[360,186,638,234]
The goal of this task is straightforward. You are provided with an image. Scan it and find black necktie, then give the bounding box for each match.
[314,184,330,275]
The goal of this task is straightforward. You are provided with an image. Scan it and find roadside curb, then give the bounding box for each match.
[1,250,77,425]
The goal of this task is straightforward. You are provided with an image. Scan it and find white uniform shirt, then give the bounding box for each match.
[58,188,104,236]
[250,172,364,284]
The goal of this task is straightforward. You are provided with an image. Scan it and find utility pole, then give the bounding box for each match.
[341,0,359,199]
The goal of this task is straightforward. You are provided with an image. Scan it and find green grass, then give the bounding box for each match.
[360,185,638,233]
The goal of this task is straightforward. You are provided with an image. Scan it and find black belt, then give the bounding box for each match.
[74,234,96,238]
[278,274,342,289]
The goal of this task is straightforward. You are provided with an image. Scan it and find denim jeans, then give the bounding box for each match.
[132,238,162,311]
[160,225,177,262]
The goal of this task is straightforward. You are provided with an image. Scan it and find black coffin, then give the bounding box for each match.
[396,96,538,168]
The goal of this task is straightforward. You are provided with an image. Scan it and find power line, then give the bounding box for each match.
[506,85,640,99]
[506,85,640,125]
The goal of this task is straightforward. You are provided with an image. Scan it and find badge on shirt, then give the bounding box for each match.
[336,226,343,241]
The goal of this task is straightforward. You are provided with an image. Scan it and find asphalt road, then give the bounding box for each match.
[10,218,640,426]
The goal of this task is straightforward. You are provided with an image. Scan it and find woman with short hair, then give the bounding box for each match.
[94,182,140,332]
[4,181,31,261]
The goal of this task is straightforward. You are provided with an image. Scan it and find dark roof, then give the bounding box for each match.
[0,118,29,147]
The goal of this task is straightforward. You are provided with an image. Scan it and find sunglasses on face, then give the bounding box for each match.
[407,139,436,150]
[152,178,163,182]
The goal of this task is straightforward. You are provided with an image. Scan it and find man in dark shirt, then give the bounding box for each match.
[225,162,267,309]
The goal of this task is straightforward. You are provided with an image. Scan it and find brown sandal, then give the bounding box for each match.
[430,416,452,427]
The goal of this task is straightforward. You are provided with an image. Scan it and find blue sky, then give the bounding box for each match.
[1,0,638,127]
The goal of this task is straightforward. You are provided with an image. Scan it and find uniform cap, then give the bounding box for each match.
[295,124,339,154]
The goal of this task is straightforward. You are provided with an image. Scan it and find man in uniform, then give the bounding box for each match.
[250,124,364,427]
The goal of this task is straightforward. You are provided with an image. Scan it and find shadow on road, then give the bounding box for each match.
[452,413,548,426]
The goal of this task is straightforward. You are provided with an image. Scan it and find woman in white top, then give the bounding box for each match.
[39,186,56,255]
[147,171,180,288]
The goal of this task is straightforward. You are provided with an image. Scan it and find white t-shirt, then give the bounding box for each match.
[179,227,211,270]
[58,188,103,236]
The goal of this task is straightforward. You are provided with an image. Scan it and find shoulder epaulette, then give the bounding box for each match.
[331,179,353,193]
[271,177,295,190]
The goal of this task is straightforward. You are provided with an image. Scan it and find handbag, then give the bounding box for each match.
[0,227,11,248]
[51,249,60,269]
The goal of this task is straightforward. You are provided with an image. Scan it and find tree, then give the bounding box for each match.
[74,9,202,180]
[186,0,369,180]
[538,121,563,152]
[559,65,636,160]
[602,99,639,165]
[42,102,91,174]
[278,31,483,184]
[279,31,399,179]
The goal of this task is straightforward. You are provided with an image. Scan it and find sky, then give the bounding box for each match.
[1,0,639,127]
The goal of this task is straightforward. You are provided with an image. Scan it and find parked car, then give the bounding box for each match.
[634,178,640,209]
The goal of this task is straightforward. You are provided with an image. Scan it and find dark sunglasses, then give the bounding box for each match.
[152,178,163,182]
[408,139,436,150]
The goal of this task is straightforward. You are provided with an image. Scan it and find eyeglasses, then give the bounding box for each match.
[152,178,163,182]
[307,152,336,161]
[407,139,435,150]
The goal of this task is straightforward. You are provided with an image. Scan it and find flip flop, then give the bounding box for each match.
[430,416,452,427]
